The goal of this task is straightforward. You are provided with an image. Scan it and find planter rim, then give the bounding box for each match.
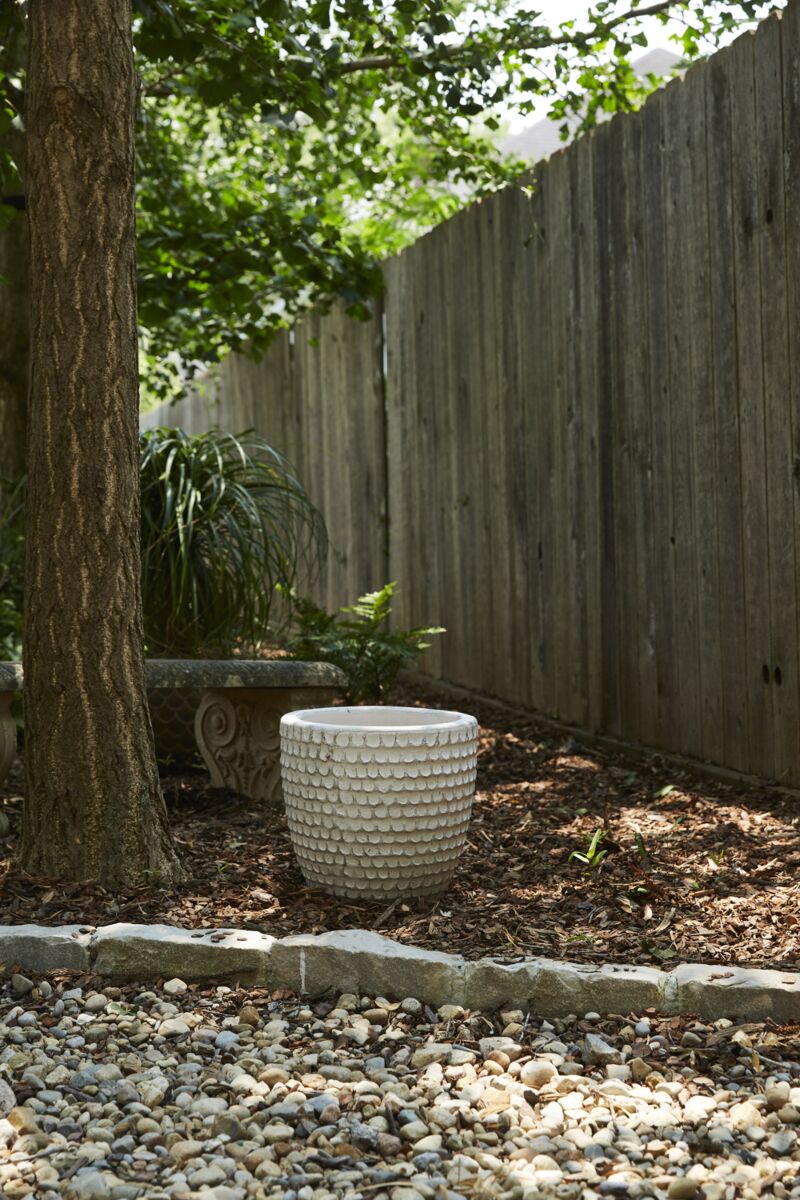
[282,704,475,734]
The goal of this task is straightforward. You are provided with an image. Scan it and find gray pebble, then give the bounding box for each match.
[10,974,34,997]
[215,1031,240,1050]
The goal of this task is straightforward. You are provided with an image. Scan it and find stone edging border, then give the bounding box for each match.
[1,924,798,1023]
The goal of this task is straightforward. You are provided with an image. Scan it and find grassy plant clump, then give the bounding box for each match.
[140,427,326,656]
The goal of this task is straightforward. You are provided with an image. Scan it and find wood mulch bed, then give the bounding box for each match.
[1,677,799,971]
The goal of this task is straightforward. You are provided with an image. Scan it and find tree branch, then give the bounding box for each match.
[337,0,684,76]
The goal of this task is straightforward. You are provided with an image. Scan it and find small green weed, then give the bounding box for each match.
[568,827,608,871]
[633,830,649,860]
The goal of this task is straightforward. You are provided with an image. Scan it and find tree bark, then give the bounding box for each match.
[20,0,181,885]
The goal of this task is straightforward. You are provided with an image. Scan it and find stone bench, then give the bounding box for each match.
[0,659,344,804]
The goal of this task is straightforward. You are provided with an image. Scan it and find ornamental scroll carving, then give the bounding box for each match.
[194,685,338,805]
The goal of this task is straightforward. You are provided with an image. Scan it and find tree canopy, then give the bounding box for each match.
[0,0,776,400]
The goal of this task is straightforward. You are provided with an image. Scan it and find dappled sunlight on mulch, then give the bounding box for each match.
[1,678,799,969]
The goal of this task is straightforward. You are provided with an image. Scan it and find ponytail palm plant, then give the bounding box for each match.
[140,427,325,657]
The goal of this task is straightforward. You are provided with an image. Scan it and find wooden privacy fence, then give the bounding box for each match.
[142,3,800,787]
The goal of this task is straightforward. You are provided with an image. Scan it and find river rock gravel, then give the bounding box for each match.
[1,973,799,1200]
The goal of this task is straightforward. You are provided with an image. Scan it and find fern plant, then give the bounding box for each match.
[287,582,444,704]
[140,427,326,656]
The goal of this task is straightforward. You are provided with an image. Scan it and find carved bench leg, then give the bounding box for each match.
[194,687,338,804]
[0,692,18,788]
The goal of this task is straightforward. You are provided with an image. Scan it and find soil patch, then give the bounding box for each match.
[2,678,799,970]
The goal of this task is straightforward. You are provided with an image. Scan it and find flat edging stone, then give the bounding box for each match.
[0,923,797,1022]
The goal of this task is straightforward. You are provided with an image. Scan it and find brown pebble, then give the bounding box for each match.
[259,1067,290,1086]
[376,1132,404,1157]
[244,1149,275,1171]
[7,1106,39,1135]
[487,1050,511,1069]
[300,1073,327,1090]
[333,1140,367,1159]
[630,1058,651,1082]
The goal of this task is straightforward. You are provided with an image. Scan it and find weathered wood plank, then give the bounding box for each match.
[782,0,800,787]
[564,142,588,728]
[498,182,534,706]
[611,109,647,746]
[454,203,488,692]
[704,43,750,773]
[384,253,407,628]
[252,334,292,449]
[291,314,325,598]
[548,147,579,723]
[367,299,389,593]
[640,88,677,752]
[533,164,558,717]
[482,190,514,701]
[460,198,496,694]
[575,133,601,731]
[621,107,659,748]
[443,209,475,688]
[426,222,455,681]
[588,115,620,735]
[519,173,546,712]
[684,59,725,767]
[663,73,703,759]
[729,28,774,779]
[754,11,799,785]
[319,311,344,605]
[412,229,442,675]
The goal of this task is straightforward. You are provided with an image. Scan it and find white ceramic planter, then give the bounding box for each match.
[280,705,478,901]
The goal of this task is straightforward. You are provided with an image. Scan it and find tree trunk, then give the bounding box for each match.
[20,0,181,885]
